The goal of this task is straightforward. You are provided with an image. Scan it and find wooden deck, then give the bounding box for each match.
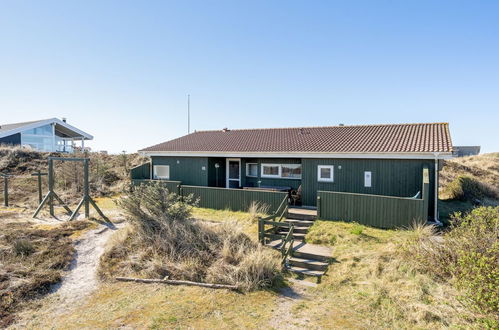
[288,207,317,216]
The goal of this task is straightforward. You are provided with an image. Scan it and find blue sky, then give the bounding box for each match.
[1,0,498,153]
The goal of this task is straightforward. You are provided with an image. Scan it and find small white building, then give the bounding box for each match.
[0,118,93,152]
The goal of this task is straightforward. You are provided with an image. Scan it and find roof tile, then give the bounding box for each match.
[140,123,453,154]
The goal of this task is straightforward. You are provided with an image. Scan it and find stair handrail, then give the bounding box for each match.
[275,196,289,222]
[281,224,294,265]
[258,196,289,244]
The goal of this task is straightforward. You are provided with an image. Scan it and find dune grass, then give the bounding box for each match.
[0,220,91,327]
[99,184,282,291]
[302,220,479,329]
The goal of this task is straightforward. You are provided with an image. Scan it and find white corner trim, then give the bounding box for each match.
[141,151,453,160]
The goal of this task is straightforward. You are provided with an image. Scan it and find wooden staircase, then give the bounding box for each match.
[266,207,332,283]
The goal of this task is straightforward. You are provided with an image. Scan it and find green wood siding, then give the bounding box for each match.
[317,167,430,228]
[301,158,436,217]
[152,156,209,186]
[148,156,437,218]
[130,162,150,180]
[181,185,287,212]
[241,158,301,190]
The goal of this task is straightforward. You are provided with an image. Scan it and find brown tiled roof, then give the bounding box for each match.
[140,123,453,154]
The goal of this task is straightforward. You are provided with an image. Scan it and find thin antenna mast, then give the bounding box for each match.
[187,94,190,134]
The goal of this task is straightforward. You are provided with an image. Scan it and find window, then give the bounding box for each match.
[153,165,170,179]
[318,165,334,182]
[281,164,302,179]
[246,163,258,177]
[261,163,302,179]
[22,124,53,135]
[21,124,55,151]
[21,135,54,151]
[261,164,281,178]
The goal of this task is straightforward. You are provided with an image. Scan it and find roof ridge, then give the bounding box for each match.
[191,122,449,133]
[0,118,54,126]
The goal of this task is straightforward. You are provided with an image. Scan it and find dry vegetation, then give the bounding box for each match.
[99,183,282,291]
[440,152,499,201]
[0,220,91,327]
[1,147,498,328]
[0,145,147,207]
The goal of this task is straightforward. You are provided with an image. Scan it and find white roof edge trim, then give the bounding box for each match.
[139,151,454,160]
[0,118,93,140]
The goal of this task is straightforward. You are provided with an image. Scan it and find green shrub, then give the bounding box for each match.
[405,206,499,324]
[350,223,364,235]
[448,207,499,318]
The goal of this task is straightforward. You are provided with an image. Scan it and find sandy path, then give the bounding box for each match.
[268,283,313,329]
[50,222,122,309]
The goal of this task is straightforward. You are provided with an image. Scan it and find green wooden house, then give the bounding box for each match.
[135,123,453,224]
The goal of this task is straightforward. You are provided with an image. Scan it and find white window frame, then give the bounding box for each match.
[246,163,258,177]
[261,163,281,178]
[153,165,170,180]
[280,164,302,179]
[318,165,334,182]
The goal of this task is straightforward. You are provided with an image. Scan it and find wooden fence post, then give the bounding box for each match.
[316,195,321,218]
[48,159,54,216]
[31,170,48,204]
[84,159,90,218]
[422,167,430,221]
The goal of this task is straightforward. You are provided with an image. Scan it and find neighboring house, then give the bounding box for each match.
[453,146,480,157]
[138,123,453,220]
[0,118,93,152]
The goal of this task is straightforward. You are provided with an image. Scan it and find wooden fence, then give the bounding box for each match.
[132,179,181,195]
[317,167,430,229]
[131,180,287,213]
[181,185,288,213]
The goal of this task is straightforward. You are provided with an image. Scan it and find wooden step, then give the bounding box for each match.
[290,226,310,234]
[288,257,328,271]
[287,265,325,278]
[274,224,309,233]
[285,219,315,227]
[278,231,306,240]
[265,240,333,262]
[287,212,317,221]
[292,243,332,262]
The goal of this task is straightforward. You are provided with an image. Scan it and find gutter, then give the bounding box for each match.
[138,151,454,160]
